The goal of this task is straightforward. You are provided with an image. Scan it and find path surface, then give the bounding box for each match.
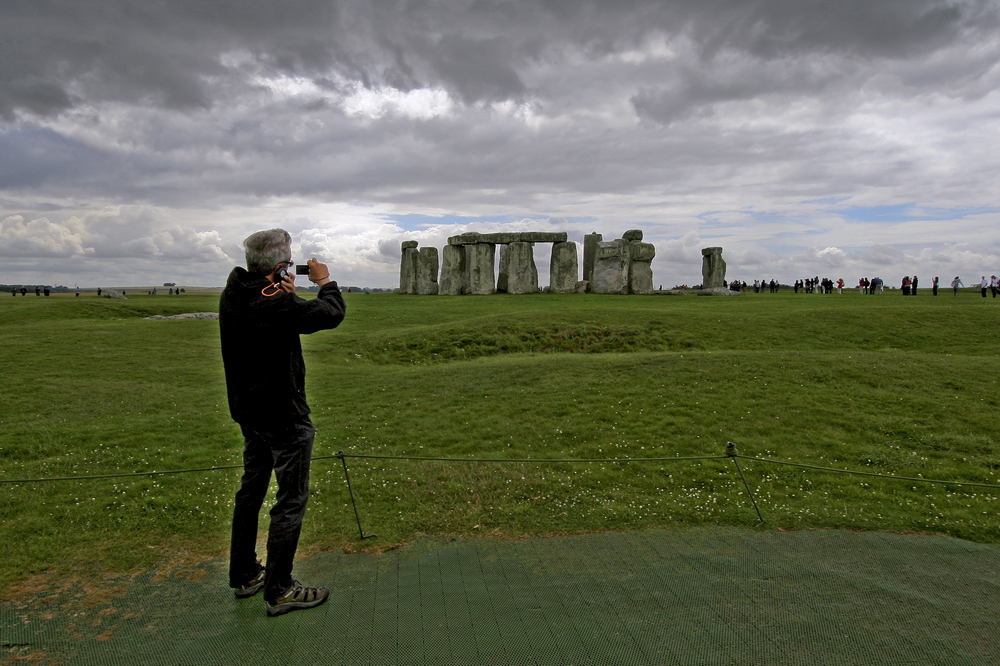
[3,527,999,665]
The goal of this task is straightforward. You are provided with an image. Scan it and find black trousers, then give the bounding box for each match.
[229,415,315,600]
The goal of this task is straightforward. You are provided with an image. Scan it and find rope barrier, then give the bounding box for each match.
[5,442,999,538]
[0,463,244,484]
[2,449,998,489]
[0,454,728,485]
[740,456,1000,489]
[312,453,728,464]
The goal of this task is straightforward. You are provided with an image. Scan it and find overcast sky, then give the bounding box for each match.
[2,0,998,289]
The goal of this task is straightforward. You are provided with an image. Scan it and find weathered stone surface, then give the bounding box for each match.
[591,239,630,294]
[484,233,525,245]
[701,247,727,289]
[447,232,481,245]
[447,231,568,245]
[697,287,741,296]
[622,229,643,241]
[629,241,655,262]
[549,241,578,293]
[401,240,419,250]
[439,244,467,295]
[513,232,567,243]
[399,246,419,294]
[144,312,218,320]
[104,289,127,299]
[416,246,439,295]
[465,243,496,294]
[582,233,602,288]
[497,242,538,294]
[575,280,589,293]
[628,241,656,294]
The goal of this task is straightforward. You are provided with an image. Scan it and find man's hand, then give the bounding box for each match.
[307,258,331,286]
[279,271,296,293]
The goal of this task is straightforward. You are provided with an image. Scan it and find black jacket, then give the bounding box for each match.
[219,267,346,426]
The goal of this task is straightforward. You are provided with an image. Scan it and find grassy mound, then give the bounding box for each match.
[1,290,998,597]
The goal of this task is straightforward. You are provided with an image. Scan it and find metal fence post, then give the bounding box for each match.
[726,442,765,526]
[337,451,377,540]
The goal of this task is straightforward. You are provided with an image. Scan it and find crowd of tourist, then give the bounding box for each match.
[722,274,999,297]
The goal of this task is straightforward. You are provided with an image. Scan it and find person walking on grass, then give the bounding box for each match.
[911,275,918,295]
[220,228,346,617]
[991,275,998,298]
[932,276,939,296]
[951,276,963,295]
[980,276,988,298]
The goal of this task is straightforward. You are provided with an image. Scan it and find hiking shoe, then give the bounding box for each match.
[265,580,329,617]
[234,565,266,599]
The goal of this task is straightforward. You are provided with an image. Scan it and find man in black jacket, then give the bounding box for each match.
[220,228,346,617]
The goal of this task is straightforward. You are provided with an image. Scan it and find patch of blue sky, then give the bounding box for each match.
[698,209,812,227]
[383,213,520,230]
[772,227,829,238]
[832,203,998,223]
[384,212,600,231]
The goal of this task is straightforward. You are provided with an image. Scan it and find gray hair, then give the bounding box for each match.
[243,229,291,274]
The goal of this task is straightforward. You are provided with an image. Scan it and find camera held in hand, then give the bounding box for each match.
[274,264,309,285]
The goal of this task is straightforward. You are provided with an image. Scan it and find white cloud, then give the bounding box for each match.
[0,215,89,258]
[342,86,454,120]
[815,246,848,268]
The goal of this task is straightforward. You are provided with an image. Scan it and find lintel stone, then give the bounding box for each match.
[448,231,568,245]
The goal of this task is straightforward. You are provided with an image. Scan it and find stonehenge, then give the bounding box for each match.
[701,247,727,289]
[549,241,579,294]
[590,230,656,295]
[438,244,466,295]
[497,242,538,294]
[416,247,439,295]
[399,240,419,294]
[398,230,723,296]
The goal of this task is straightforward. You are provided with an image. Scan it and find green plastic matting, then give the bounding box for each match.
[3,527,999,665]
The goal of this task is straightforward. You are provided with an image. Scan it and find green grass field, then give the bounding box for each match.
[1,288,998,598]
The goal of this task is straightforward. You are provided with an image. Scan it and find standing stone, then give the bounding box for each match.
[583,233,602,289]
[622,229,643,241]
[466,243,496,295]
[399,241,419,294]
[416,246,439,295]
[439,244,467,295]
[497,242,538,294]
[591,239,631,294]
[628,241,656,294]
[549,241,579,293]
[702,247,727,288]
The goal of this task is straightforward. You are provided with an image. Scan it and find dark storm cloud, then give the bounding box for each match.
[2,0,989,120]
[0,128,120,188]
